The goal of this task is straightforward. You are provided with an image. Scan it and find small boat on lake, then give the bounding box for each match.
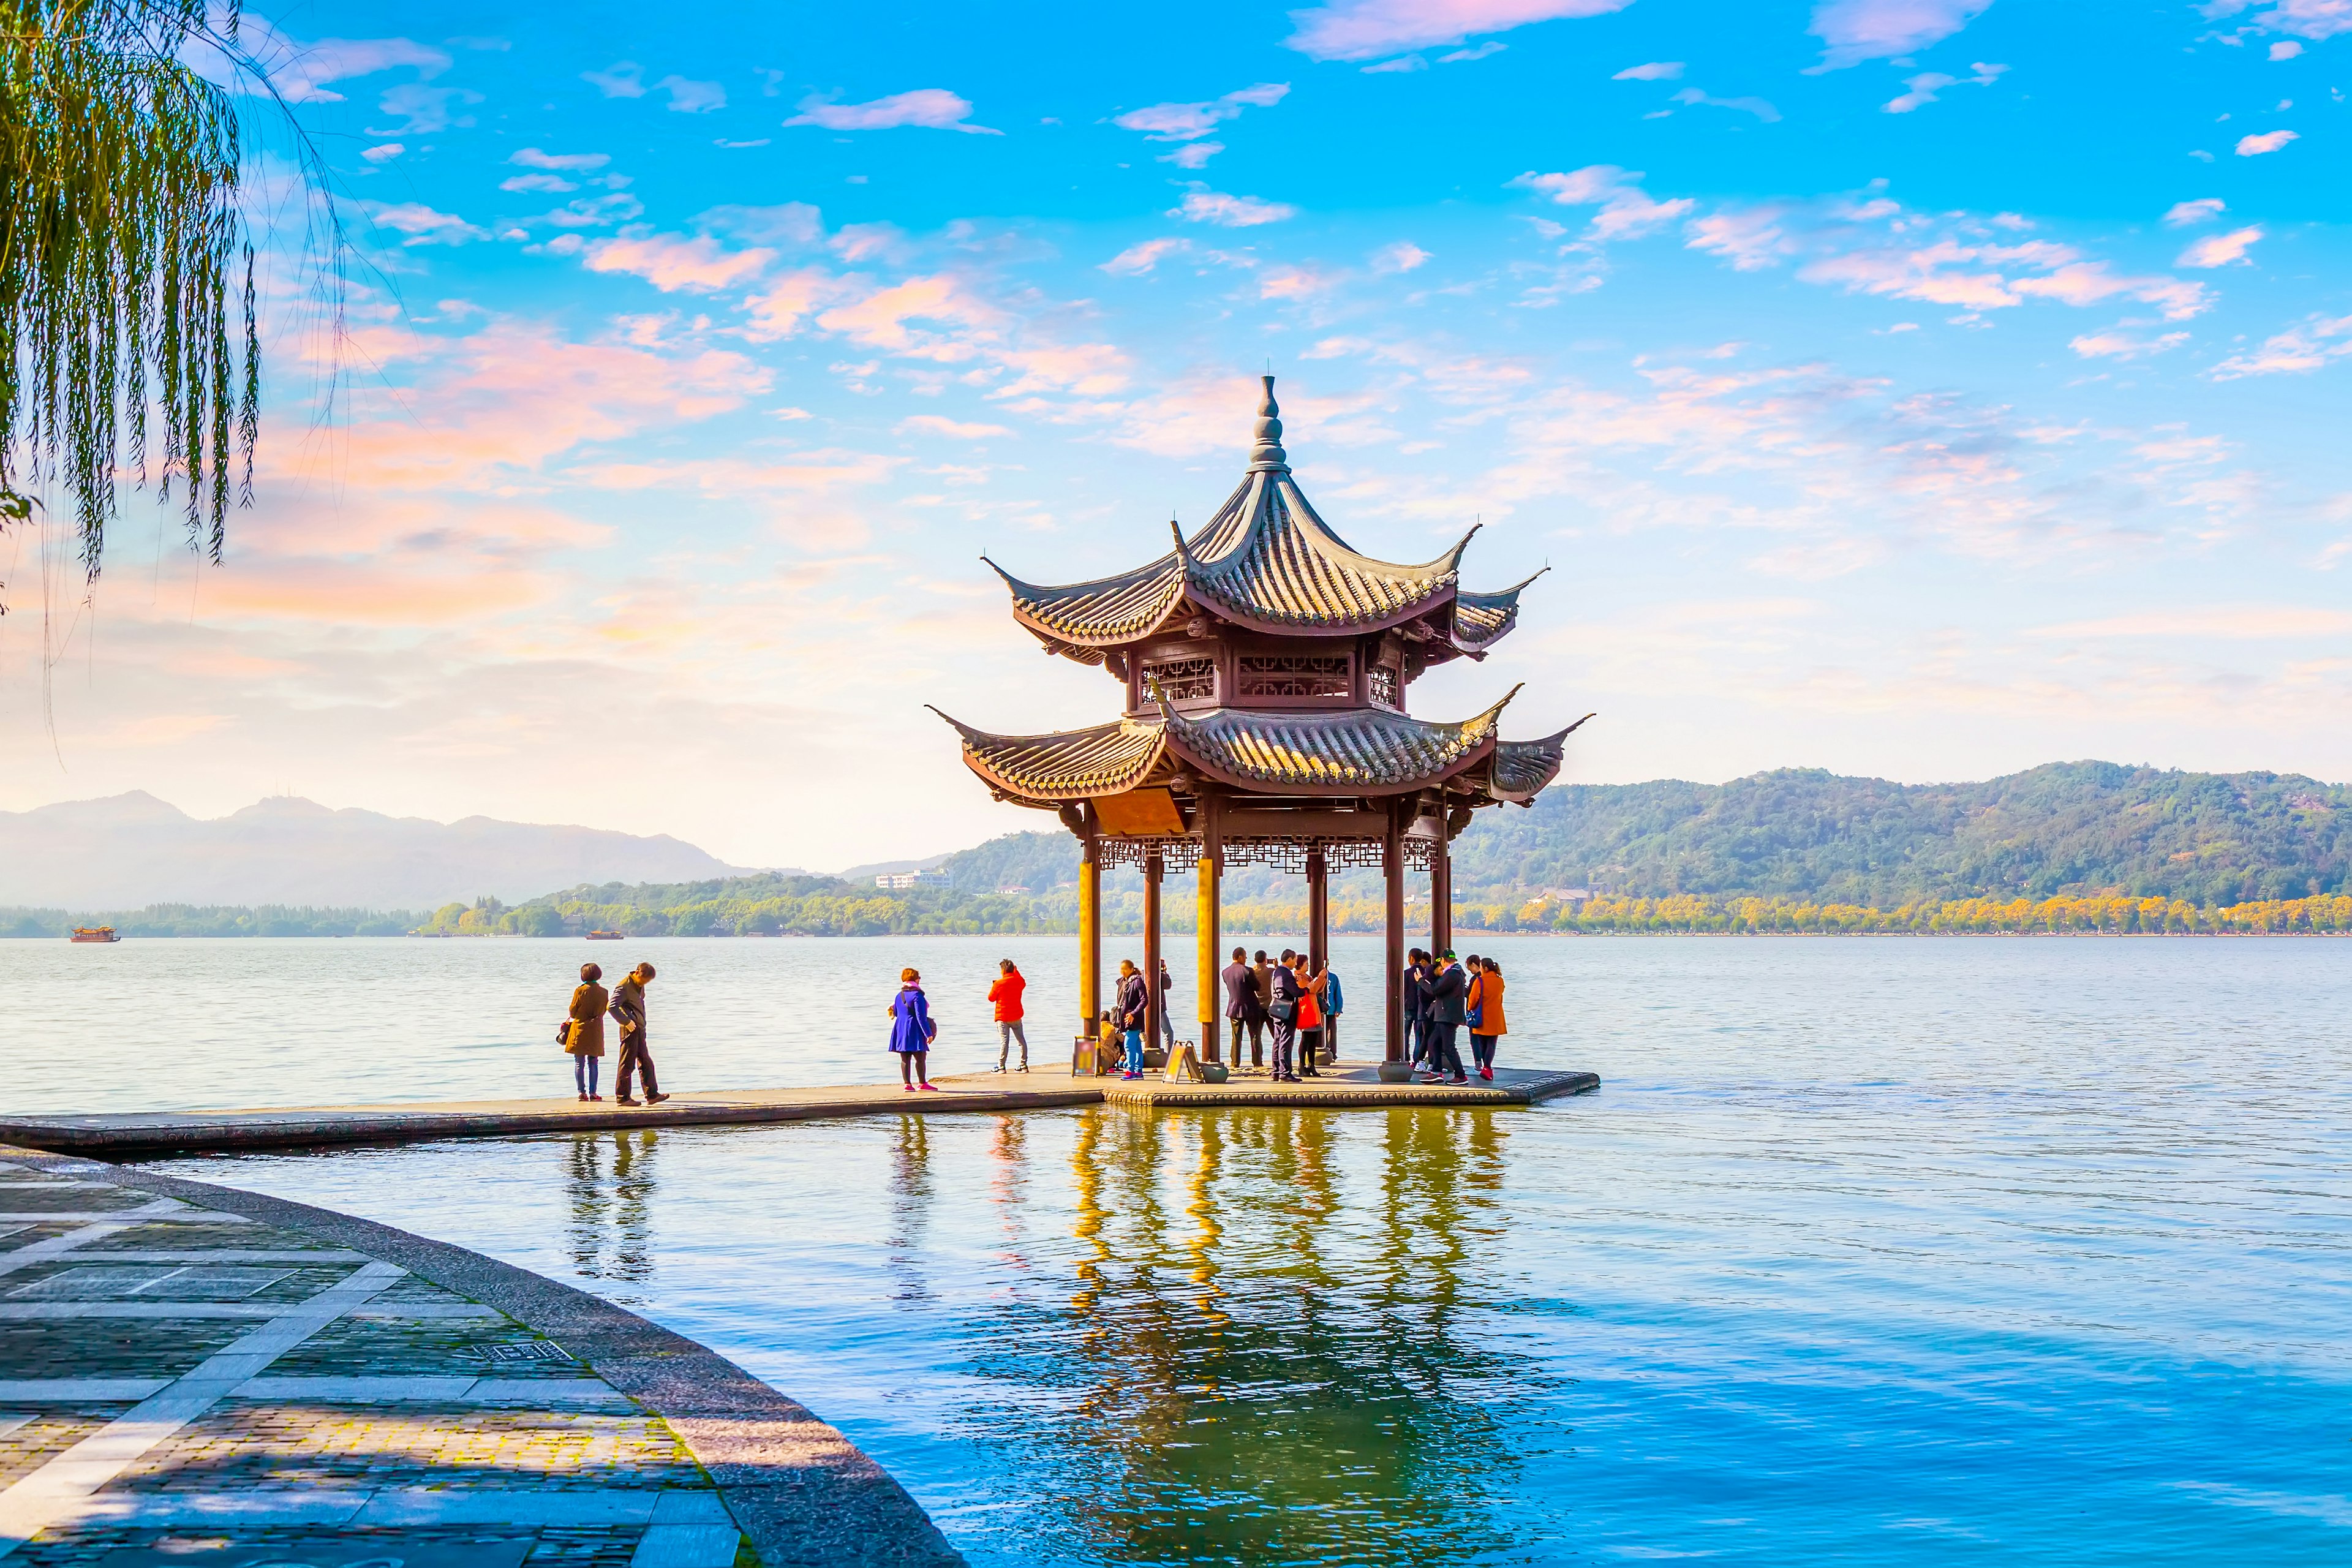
[585,930,627,940]
[69,927,120,944]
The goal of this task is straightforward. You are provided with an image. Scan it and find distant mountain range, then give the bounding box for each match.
[7,762,2345,930]
[0,793,758,910]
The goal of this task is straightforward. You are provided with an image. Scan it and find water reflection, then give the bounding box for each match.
[563,1128,660,1287]
[963,1106,1542,1567]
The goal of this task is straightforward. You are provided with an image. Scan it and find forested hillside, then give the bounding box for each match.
[938,761,2352,907]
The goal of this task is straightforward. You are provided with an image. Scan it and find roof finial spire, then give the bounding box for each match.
[1249,372,1289,473]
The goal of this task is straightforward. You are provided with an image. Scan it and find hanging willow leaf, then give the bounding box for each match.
[0,0,270,609]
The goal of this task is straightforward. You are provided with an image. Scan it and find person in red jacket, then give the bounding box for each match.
[988,958,1029,1072]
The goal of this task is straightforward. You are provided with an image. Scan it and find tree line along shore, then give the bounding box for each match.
[9,889,2352,939]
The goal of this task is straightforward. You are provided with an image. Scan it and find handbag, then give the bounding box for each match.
[557,1019,575,1048]
[1464,976,1485,1031]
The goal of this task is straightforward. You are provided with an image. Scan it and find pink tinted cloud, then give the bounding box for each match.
[307,323,769,492]
[1809,0,1991,70]
[586,232,774,292]
[1286,0,1633,62]
[783,89,999,134]
[2176,226,2263,268]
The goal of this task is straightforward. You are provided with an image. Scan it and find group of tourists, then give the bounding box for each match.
[1403,949,1507,1084]
[1219,948,1344,1084]
[887,958,1031,1091]
[561,962,667,1105]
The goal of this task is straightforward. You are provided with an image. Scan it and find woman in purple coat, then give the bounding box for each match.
[887,967,940,1091]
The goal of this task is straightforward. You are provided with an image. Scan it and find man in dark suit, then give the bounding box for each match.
[1221,946,1264,1071]
[1418,951,1469,1085]
[1403,949,1432,1068]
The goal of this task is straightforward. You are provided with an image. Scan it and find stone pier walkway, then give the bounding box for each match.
[0,1147,961,1568]
[0,1065,1599,1159]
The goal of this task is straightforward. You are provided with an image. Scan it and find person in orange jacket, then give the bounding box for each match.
[988,958,1029,1072]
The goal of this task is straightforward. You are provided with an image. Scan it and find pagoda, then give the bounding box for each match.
[932,378,1588,1063]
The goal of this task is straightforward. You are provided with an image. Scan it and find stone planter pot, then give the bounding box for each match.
[1376,1061,1415,1084]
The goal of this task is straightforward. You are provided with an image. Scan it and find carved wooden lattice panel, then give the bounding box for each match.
[1238,655,1350,698]
[1368,662,1398,707]
[1141,656,1216,701]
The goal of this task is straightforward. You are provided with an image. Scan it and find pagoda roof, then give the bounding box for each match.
[984,378,1538,658]
[929,691,1589,807]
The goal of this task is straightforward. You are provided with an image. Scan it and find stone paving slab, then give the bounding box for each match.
[0,1146,965,1568]
[0,1063,1599,1158]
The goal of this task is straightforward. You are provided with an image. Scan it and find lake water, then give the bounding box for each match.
[28,935,2352,1561]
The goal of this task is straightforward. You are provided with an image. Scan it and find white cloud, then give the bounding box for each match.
[2212,1,2352,43]
[534,194,646,229]
[2163,197,2226,226]
[371,82,480,134]
[1169,189,1297,226]
[362,201,489,246]
[2068,330,2189,360]
[582,62,646,98]
[1113,83,1288,140]
[897,415,1014,440]
[1362,54,1429,72]
[2209,312,2352,379]
[1441,40,1510,60]
[360,143,405,164]
[513,148,612,172]
[500,173,576,194]
[1885,72,1955,112]
[656,76,726,113]
[1510,166,1696,240]
[1371,241,1431,273]
[2236,129,2299,154]
[2176,225,2263,268]
[585,232,773,292]
[2271,39,2305,57]
[2028,607,2352,639]
[783,89,1000,134]
[1161,141,1223,168]
[1673,87,1782,121]
[1101,238,1190,275]
[1809,0,1991,70]
[228,26,451,105]
[1285,0,1634,63]
[1613,61,1685,80]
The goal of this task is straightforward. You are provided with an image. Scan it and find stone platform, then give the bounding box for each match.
[0,1066,1599,1159]
[0,1144,961,1567]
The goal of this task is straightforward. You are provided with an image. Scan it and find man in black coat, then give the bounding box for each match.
[1403,949,1433,1068]
[1265,949,1303,1082]
[1418,951,1469,1085]
[1221,946,1264,1069]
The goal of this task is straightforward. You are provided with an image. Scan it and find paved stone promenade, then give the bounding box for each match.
[0,1149,961,1568]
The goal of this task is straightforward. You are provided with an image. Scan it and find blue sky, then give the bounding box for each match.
[3,0,2349,870]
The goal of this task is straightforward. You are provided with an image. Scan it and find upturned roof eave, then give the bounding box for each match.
[1161,728,1500,798]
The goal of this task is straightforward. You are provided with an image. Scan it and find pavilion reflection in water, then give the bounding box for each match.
[959,1106,1548,1564]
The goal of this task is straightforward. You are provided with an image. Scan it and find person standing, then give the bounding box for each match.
[1469,957,1508,1080]
[608,962,668,1106]
[1250,950,1273,1068]
[1292,952,1327,1077]
[1221,947,1261,1070]
[988,959,1029,1072]
[1403,949,1432,1068]
[1419,950,1469,1085]
[1115,959,1150,1080]
[888,967,940,1091]
[1265,952,1302,1083]
[1155,959,1177,1052]
[565,963,608,1102]
[1321,964,1344,1065]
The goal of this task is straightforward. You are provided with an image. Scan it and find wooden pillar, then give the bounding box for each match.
[1383,807,1404,1063]
[1197,796,1223,1063]
[1143,853,1164,1056]
[1078,834,1101,1039]
[1431,836,1453,957]
[1306,846,1329,974]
